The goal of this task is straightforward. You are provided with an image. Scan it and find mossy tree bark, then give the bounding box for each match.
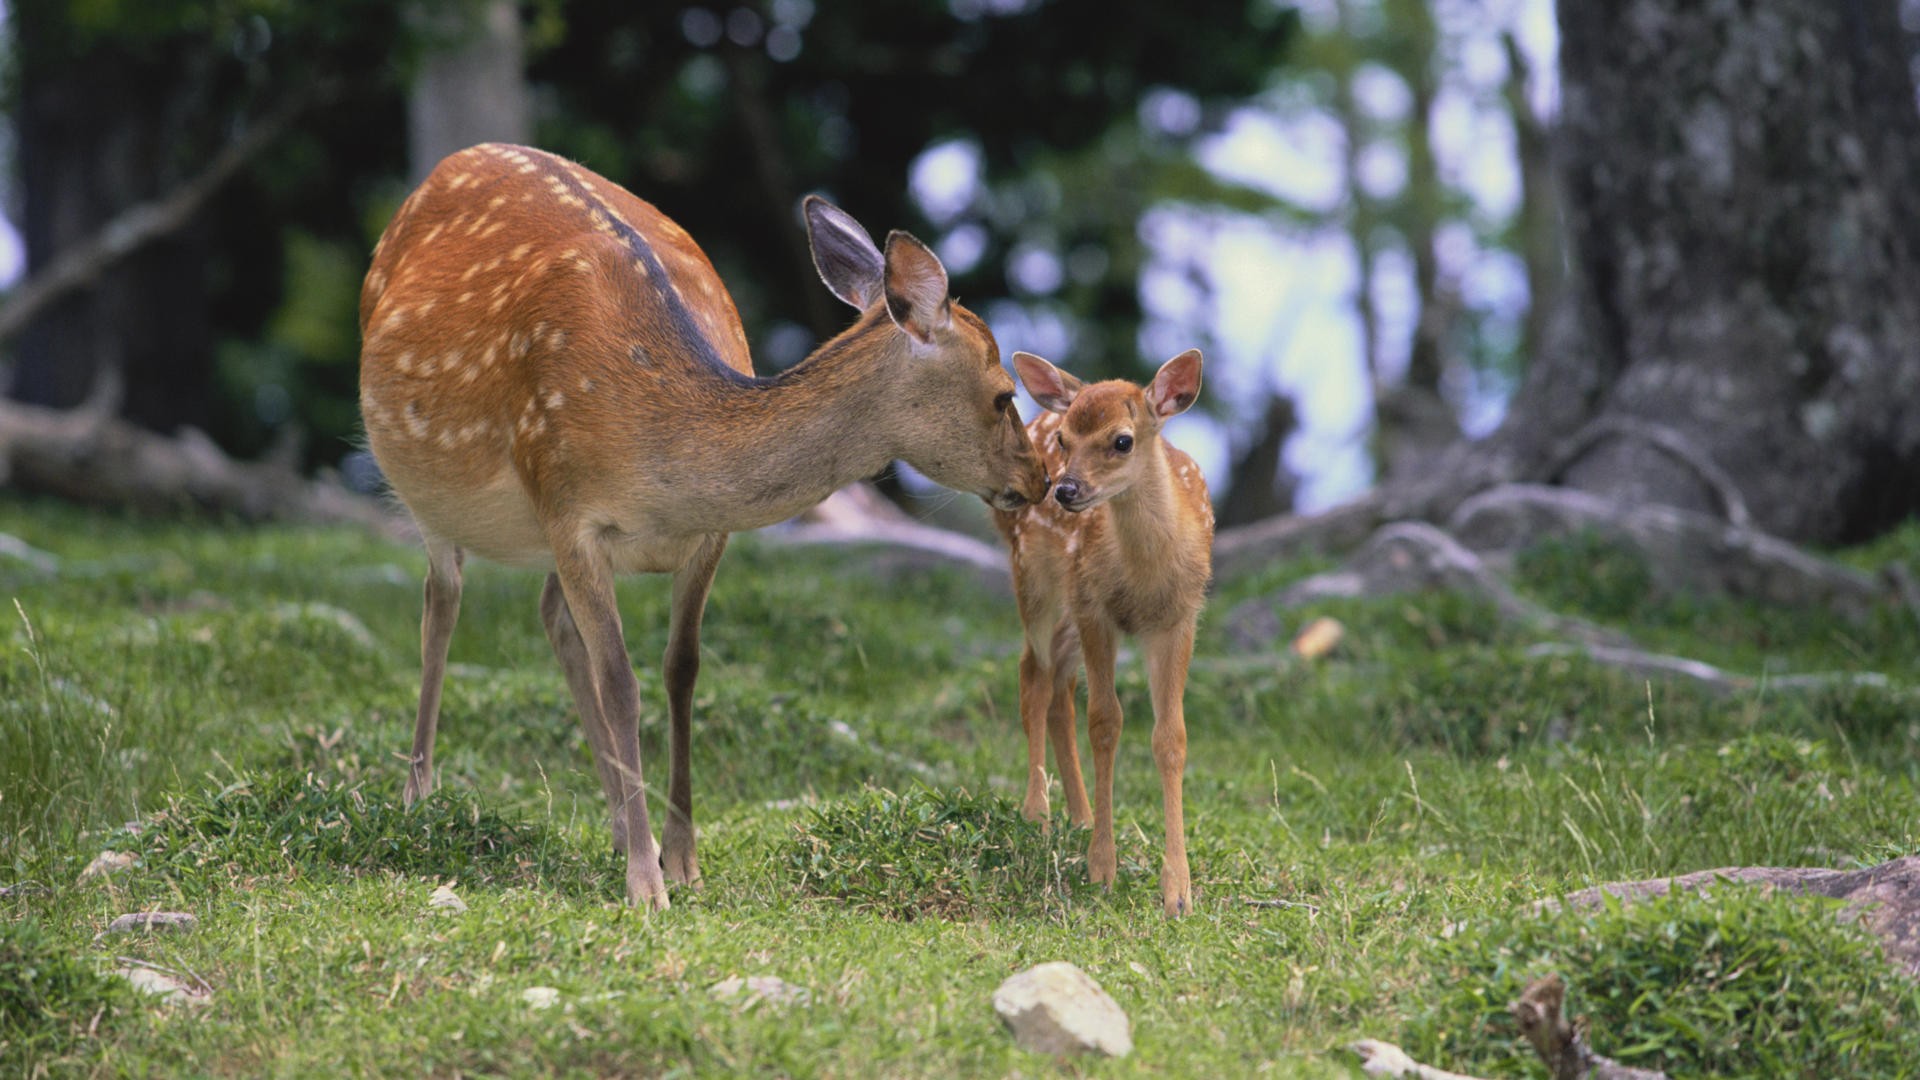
[1468,0,1920,545]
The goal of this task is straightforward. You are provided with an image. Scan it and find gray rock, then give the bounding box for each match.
[103,911,198,935]
[992,961,1132,1057]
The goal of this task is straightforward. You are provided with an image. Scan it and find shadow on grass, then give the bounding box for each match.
[781,784,1104,921]
[131,770,620,901]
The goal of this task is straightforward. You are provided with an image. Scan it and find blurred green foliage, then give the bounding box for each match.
[6,0,1296,470]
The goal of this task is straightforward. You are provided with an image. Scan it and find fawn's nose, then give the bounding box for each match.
[1054,478,1081,506]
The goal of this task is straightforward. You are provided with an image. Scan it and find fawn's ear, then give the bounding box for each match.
[804,195,885,310]
[882,230,952,345]
[1012,351,1083,414]
[1146,349,1203,419]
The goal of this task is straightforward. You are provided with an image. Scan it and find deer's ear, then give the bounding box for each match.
[1146,349,1203,419]
[1012,351,1083,414]
[804,195,884,310]
[883,230,952,345]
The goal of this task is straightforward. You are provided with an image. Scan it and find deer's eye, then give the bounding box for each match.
[994,391,1015,413]
[1114,434,1133,453]
[1056,433,1069,451]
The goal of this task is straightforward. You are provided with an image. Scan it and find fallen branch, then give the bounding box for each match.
[1348,1038,1490,1079]
[0,388,409,538]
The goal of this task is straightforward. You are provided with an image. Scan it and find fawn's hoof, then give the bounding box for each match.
[1088,845,1118,887]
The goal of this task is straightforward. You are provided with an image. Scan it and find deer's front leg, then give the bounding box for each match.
[404,540,463,806]
[1078,617,1123,888]
[1144,624,1195,917]
[1018,643,1054,825]
[1046,625,1091,827]
[660,535,727,887]
[552,539,666,910]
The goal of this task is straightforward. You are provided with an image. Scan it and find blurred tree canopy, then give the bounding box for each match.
[2,0,1294,479]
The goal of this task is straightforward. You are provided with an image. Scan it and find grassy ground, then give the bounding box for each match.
[3,495,1919,1077]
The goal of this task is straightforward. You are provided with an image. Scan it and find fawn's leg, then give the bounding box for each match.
[1046,624,1091,827]
[1144,623,1195,917]
[403,539,463,805]
[660,534,727,886]
[550,536,666,910]
[1018,638,1055,824]
[1079,617,1123,887]
[539,573,629,849]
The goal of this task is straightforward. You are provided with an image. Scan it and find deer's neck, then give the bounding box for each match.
[1105,441,1182,559]
[658,313,908,532]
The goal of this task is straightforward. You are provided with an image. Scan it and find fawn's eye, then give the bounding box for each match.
[994,391,1015,413]
[1056,433,1068,451]
[1114,434,1133,453]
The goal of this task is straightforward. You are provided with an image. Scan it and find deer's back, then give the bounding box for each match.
[357,144,752,563]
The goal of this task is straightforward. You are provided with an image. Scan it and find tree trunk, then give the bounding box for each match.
[1496,0,1920,544]
[1217,392,1298,528]
[8,11,214,435]
[407,0,530,182]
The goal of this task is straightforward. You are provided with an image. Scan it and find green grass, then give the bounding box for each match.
[3,498,1919,1076]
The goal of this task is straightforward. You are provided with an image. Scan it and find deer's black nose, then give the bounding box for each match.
[1054,479,1081,506]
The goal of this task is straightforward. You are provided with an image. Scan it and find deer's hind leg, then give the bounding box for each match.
[660,534,728,886]
[1144,622,1195,917]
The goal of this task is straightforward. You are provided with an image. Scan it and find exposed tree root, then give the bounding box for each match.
[1509,975,1670,1080]
[1220,520,1632,652]
[1535,856,1920,977]
[1446,485,1882,620]
[1543,417,1752,529]
[1349,975,1669,1080]
[1210,491,1388,579]
[1525,642,1894,696]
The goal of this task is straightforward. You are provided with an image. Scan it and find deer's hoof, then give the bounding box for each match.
[660,844,701,888]
[627,864,671,912]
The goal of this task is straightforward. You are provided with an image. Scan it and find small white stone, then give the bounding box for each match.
[116,966,209,1006]
[993,961,1132,1057]
[710,974,811,1010]
[428,884,467,913]
[522,986,560,1010]
[79,850,136,883]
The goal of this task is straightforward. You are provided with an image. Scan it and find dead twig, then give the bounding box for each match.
[1510,975,1669,1080]
[0,81,339,345]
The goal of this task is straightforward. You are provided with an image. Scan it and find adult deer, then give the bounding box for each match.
[993,349,1212,917]
[359,143,1048,909]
